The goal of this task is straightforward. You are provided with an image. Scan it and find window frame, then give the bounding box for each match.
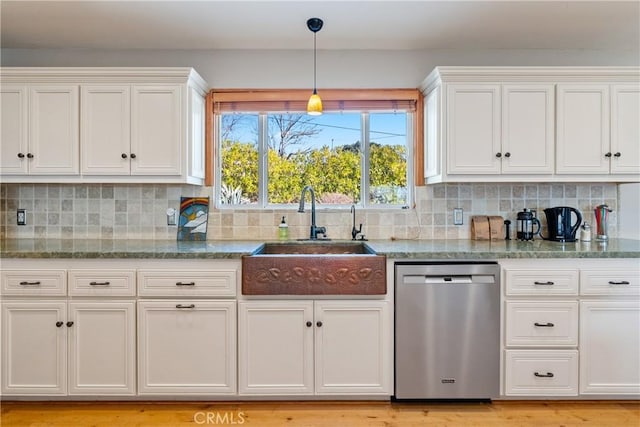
[206,89,424,209]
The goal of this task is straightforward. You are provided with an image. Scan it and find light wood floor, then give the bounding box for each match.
[1,401,639,426]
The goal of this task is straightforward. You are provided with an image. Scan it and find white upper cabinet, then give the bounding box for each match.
[446,84,501,175]
[131,85,182,176]
[421,67,640,183]
[29,85,80,175]
[1,68,208,184]
[611,84,640,174]
[0,85,28,174]
[1,85,79,175]
[502,84,555,174]
[81,85,131,175]
[556,84,610,174]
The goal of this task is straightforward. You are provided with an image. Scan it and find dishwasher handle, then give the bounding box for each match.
[403,275,475,284]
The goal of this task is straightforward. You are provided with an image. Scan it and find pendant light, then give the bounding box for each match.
[306,17,323,115]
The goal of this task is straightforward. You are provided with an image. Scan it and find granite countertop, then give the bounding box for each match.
[1,238,639,259]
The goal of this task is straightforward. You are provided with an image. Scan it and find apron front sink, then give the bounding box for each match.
[242,242,386,295]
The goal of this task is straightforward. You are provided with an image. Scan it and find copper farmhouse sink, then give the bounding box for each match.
[242,242,386,295]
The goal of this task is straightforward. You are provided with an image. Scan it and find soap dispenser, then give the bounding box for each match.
[279,216,289,240]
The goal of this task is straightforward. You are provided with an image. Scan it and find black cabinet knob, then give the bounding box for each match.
[17,153,25,158]
[614,152,621,158]
[495,152,502,158]
[605,152,612,158]
[316,321,323,327]
[121,153,128,159]
[306,321,312,327]
[504,152,511,158]
[130,153,136,159]
[56,321,63,328]
[26,153,34,159]
[66,321,74,327]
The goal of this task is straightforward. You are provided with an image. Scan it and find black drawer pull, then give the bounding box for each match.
[306,321,312,327]
[534,281,554,286]
[89,281,111,286]
[534,322,555,327]
[608,280,630,285]
[19,281,41,286]
[534,372,554,378]
[66,321,74,327]
[176,282,196,286]
[56,321,63,328]
[176,304,195,309]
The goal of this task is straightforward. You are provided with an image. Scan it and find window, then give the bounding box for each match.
[211,90,421,209]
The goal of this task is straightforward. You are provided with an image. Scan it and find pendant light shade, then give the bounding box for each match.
[307,17,323,115]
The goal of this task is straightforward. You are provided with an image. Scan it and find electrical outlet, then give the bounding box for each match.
[166,208,177,226]
[453,208,463,225]
[17,209,26,226]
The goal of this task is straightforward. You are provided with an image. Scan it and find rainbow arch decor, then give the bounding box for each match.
[177,197,209,241]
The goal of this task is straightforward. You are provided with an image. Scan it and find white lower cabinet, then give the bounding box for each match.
[1,300,135,396]
[137,300,236,395]
[502,259,640,399]
[238,300,391,396]
[1,301,68,395]
[505,350,579,396]
[580,301,640,395]
[68,302,136,395]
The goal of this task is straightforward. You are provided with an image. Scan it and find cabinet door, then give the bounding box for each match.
[501,84,554,174]
[1,301,67,395]
[68,301,136,395]
[556,84,610,174]
[314,301,391,395]
[81,85,131,175]
[0,85,28,174]
[137,300,236,395]
[580,301,640,395]
[611,84,640,174]
[131,85,182,176]
[446,84,501,174]
[29,85,79,175]
[238,301,314,395]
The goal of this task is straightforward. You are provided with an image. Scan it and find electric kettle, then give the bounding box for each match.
[543,207,582,242]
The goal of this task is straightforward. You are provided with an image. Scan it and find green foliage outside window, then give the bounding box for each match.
[220,140,406,205]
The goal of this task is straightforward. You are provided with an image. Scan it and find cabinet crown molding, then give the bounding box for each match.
[1,67,208,94]
[421,66,640,94]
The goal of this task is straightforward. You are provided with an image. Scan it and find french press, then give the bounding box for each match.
[516,208,541,241]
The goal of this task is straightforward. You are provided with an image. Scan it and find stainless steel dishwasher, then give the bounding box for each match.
[394,262,500,400]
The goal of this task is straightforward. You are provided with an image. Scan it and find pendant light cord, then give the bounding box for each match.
[313,32,317,94]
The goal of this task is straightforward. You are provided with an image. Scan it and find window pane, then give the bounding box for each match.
[267,113,361,205]
[369,113,408,206]
[219,113,259,205]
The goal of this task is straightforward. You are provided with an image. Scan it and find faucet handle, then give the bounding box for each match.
[352,223,363,240]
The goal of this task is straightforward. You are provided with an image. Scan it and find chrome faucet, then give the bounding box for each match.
[350,204,363,240]
[298,186,326,240]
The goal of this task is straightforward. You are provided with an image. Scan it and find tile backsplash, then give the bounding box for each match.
[0,183,618,240]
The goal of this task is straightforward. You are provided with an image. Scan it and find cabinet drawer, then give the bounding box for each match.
[505,269,579,296]
[1,270,66,296]
[580,270,640,296]
[68,270,136,296]
[505,350,578,396]
[137,269,236,297]
[505,302,578,347]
